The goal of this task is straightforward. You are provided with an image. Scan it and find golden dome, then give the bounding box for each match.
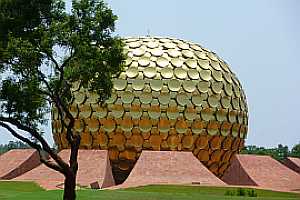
[52,36,248,184]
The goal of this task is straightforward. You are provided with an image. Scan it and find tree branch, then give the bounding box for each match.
[0,117,69,171]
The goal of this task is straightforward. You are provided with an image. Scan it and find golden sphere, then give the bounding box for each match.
[52,37,248,184]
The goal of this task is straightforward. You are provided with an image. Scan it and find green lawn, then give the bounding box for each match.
[0,181,299,200]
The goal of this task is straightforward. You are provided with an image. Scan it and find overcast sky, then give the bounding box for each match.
[1,0,299,148]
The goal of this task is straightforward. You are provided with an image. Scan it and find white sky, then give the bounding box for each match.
[1,0,299,148]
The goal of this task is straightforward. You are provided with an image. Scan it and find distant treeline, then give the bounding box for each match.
[0,141,31,155]
[241,143,300,162]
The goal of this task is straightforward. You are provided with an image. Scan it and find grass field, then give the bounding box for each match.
[0,181,299,200]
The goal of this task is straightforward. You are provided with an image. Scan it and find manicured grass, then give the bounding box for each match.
[0,181,299,200]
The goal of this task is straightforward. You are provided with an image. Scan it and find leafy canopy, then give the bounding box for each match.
[0,0,125,131]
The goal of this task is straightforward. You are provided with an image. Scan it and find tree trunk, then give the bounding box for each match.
[63,172,76,200]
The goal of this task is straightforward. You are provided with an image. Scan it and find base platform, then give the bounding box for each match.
[222,154,300,192]
[0,149,40,180]
[15,150,115,190]
[118,151,226,188]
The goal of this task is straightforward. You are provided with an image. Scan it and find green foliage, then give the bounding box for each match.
[241,142,300,161]
[0,140,30,154]
[0,0,125,132]
[224,188,258,197]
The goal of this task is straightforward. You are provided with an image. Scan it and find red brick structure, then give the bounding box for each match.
[222,154,300,192]
[0,149,40,180]
[283,157,300,174]
[119,151,226,188]
[15,150,115,190]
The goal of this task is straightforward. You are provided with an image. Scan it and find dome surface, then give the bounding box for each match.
[52,36,248,184]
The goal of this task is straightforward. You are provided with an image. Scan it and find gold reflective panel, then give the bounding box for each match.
[212,70,223,82]
[128,41,141,48]
[120,118,133,132]
[175,119,188,134]
[223,72,232,83]
[69,104,78,118]
[86,92,99,104]
[220,61,230,72]
[160,67,173,79]
[138,56,150,67]
[140,92,152,104]
[174,68,187,79]
[207,52,218,61]
[207,121,219,136]
[184,107,197,120]
[146,41,159,49]
[191,119,205,134]
[183,80,196,92]
[198,59,210,69]
[171,58,184,68]
[190,44,202,51]
[79,104,92,118]
[125,57,132,66]
[151,48,163,57]
[199,69,212,81]
[86,118,99,132]
[130,104,142,119]
[92,106,107,119]
[105,93,117,104]
[208,94,220,108]
[211,81,223,94]
[224,83,233,96]
[148,105,161,119]
[178,42,189,50]
[197,81,210,93]
[74,119,84,132]
[233,85,241,97]
[150,79,163,91]
[177,92,189,106]
[168,79,181,91]
[182,50,194,58]
[188,69,200,80]
[232,98,240,110]
[111,104,124,118]
[195,51,208,60]
[132,48,145,56]
[139,118,152,132]
[156,57,169,67]
[221,96,231,109]
[121,91,134,104]
[126,67,139,78]
[158,92,170,105]
[228,110,237,123]
[201,108,214,121]
[210,60,222,71]
[158,118,171,133]
[216,109,227,122]
[132,79,145,90]
[192,93,205,107]
[167,106,179,120]
[103,119,116,132]
[163,42,176,49]
[185,59,198,69]
[143,67,157,78]
[232,123,240,137]
[113,79,127,91]
[167,49,181,58]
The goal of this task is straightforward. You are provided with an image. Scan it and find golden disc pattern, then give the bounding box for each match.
[52,37,248,183]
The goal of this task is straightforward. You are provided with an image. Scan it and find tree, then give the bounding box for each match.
[0,0,125,199]
[0,140,31,155]
[290,142,300,158]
